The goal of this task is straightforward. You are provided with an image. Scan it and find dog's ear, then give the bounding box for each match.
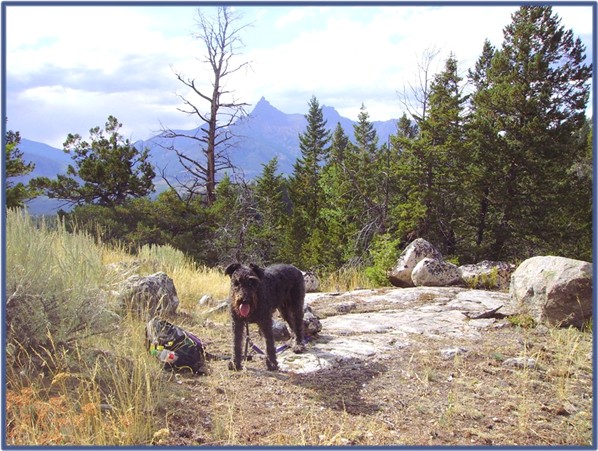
[224,263,242,277]
[249,263,265,279]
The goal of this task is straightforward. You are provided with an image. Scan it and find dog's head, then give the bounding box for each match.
[224,263,264,318]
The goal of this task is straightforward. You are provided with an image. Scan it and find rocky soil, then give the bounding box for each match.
[153,286,593,446]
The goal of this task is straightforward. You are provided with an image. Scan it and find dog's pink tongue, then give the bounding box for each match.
[239,304,251,317]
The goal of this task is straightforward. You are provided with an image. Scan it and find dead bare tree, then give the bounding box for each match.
[397,46,441,125]
[161,6,251,205]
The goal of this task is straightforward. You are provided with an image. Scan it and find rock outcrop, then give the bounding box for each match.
[412,257,462,287]
[118,272,180,318]
[459,260,515,290]
[388,238,443,287]
[277,286,512,373]
[508,256,592,328]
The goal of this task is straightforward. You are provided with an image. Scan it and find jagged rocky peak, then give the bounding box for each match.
[251,96,281,116]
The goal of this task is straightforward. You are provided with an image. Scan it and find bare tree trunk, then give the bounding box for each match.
[161,6,250,206]
[397,46,440,125]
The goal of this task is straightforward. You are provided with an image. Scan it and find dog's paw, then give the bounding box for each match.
[266,360,279,371]
[292,343,306,354]
[228,361,243,371]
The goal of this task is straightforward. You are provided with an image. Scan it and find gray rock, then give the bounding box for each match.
[336,301,357,313]
[412,258,462,287]
[440,347,469,360]
[303,305,322,336]
[388,238,442,288]
[206,300,230,315]
[118,272,179,318]
[459,260,515,290]
[302,271,320,292]
[262,306,322,341]
[281,286,513,374]
[198,294,214,306]
[508,256,592,328]
[271,320,291,340]
[503,357,537,369]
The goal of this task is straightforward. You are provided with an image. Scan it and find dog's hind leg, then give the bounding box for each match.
[291,308,306,353]
[279,307,305,353]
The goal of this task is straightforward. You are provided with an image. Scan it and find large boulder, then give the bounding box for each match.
[508,256,592,328]
[119,272,180,318]
[411,258,462,287]
[459,260,515,290]
[302,271,320,293]
[388,238,443,287]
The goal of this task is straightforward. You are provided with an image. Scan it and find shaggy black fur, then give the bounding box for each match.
[224,263,306,371]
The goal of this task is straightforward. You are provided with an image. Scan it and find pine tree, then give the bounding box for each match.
[5,129,38,208]
[31,116,155,207]
[286,96,331,268]
[401,54,467,256]
[319,123,357,268]
[253,157,289,264]
[466,39,503,259]
[291,95,331,221]
[469,6,592,259]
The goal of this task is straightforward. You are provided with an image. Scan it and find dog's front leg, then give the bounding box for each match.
[229,319,245,371]
[258,319,278,371]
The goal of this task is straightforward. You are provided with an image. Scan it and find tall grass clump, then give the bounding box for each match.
[5,208,165,446]
[6,208,119,351]
[321,264,375,292]
[136,243,229,309]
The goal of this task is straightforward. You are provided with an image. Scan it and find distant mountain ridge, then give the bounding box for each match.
[16,97,399,214]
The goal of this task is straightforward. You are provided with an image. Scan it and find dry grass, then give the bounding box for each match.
[5,209,593,446]
[153,319,592,447]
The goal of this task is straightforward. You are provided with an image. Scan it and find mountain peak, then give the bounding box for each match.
[250,96,288,122]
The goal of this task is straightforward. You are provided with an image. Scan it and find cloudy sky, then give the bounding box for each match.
[4,3,594,148]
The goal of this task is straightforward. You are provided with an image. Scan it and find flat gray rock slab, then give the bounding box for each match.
[280,287,510,374]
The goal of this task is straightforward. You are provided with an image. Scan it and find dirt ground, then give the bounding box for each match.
[152,296,593,447]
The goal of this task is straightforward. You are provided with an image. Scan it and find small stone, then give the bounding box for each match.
[440,347,469,360]
[336,301,357,313]
[198,294,214,306]
[502,357,537,369]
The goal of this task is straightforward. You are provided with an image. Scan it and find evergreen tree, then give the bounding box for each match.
[31,116,155,207]
[319,123,357,268]
[287,96,331,268]
[342,104,385,255]
[5,129,38,208]
[396,55,467,257]
[252,157,289,264]
[469,6,592,259]
[353,103,379,155]
[466,39,504,259]
[291,95,331,221]
[419,54,468,256]
[209,174,257,264]
[388,113,426,243]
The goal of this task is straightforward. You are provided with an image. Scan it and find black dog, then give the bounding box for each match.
[224,263,306,371]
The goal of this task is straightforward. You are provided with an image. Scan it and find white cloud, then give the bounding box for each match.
[4,4,593,145]
[235,5,519,120]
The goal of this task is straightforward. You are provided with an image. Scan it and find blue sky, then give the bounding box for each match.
[4,3,594,147]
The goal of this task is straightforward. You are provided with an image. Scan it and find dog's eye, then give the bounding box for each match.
[233,280,240,287]
[248,278,259,288]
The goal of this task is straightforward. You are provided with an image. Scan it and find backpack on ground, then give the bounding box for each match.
[146,318,207,374]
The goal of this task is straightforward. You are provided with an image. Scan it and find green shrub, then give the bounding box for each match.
[6,208,119,351]
[364,233,402,287]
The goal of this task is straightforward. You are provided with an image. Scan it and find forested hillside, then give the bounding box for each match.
[7,6,593,276]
